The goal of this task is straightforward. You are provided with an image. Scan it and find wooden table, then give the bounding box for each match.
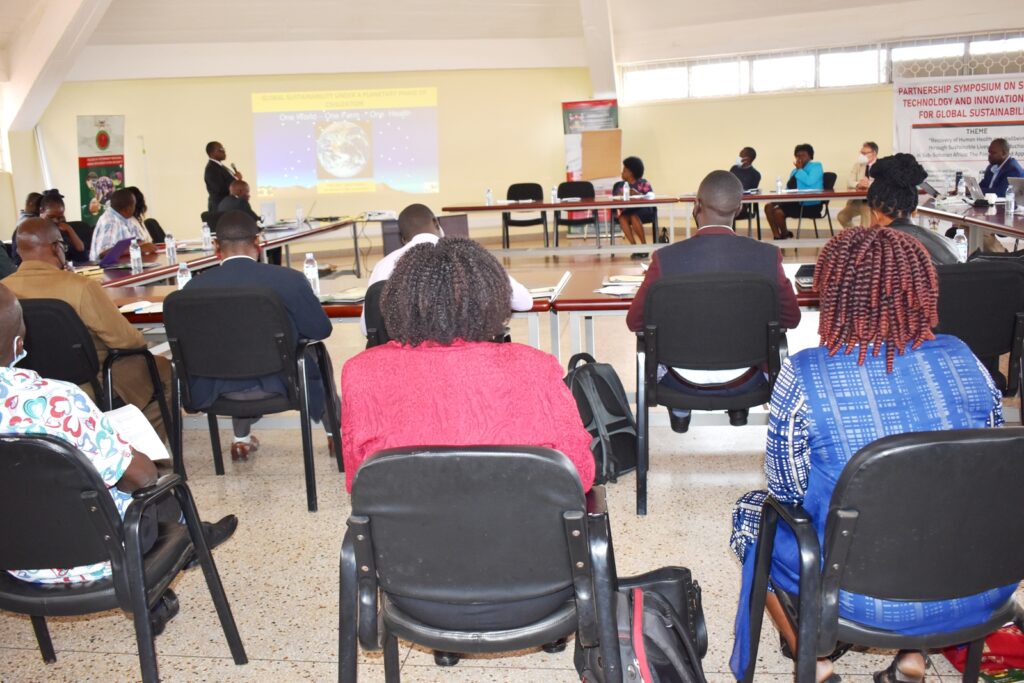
[916,199,1024,253]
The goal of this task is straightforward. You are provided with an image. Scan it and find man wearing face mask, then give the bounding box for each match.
[837,141,878,228]
[2,219,173,440]
[980,138,1023,197]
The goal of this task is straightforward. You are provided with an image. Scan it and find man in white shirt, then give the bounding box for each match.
[360,203,533,336]
[89,189,153,260]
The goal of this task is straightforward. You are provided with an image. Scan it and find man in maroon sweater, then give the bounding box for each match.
[626,170,801,432]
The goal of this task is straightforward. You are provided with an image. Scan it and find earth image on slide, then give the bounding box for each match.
[316,121,371,178]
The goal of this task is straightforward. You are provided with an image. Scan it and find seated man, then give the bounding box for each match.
[0,283,237,588]
[4,219,173,440]
[217,180,280,265]
[361,203,533,336]
[90,188,154,261]
[836,141,878,228]
[626,170,801,432]
[183,210,333,461]
[980,137,1024,197]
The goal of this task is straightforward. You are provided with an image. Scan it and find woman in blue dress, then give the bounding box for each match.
[729,227,1010,683]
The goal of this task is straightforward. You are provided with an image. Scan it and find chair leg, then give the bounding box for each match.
[124,520,160,683]
[962,638,985,682]
[812,216,820,238]
[208,413,225,476]
[742,505,779,683]
[340,533,360,683]
[315,344,344,472]
[297,356,318,512]
[30,615,56,663]
[826,204,835,235]
[636,351,649,516]
[756,208,762,241]
[501,216,509,250]
[383,631,401,683]
[554,213,560,248]
[169,366,187,480]
[542,213,550,248]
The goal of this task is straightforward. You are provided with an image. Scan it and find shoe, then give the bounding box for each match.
[433,651,461,667]
[542,638,568,653]
[785,230,795,239]
[668,410,691,433]
[727,409,749,426]
[631,252,647,259]
[149,589,179,637]
[185,515,239,569]
[230,436,259,462]
[873,660,922,683]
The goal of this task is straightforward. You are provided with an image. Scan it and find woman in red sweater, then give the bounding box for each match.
[341,237,595,493]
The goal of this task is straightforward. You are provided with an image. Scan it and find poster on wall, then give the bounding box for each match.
[77,115,125,227]
[893,74,1024,193]
[562,99,618,134]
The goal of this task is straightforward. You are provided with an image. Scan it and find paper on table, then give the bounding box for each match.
[105,404,170,461]
[320,287,366,303]
[603,274,645,285]
[594,284,638,296]
[118,300,153,313]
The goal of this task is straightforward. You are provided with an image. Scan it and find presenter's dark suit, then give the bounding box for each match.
[980,157,1024,198]
[205,160,235,213]
[627,226,801,332]
[216,196,282,265]
[183,256,332,418]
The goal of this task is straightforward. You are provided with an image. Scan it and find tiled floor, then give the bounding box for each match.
[1,242,1020,682]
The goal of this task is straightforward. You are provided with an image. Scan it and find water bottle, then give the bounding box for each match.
[775,176,783,194]
[129,239,143,274]
[303,252,320,294]
[296,207,305,229]
[550,185,558,203]
[1006,183,1016,215]
[176,262,191,289]
[164,233,177,265]
[954,228,968,262]
[622,183,629,200]
[956,175,966,197]
[201,222,213,252]
[485,188,494,206]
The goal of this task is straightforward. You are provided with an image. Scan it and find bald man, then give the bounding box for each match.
[3,219,172,440]
[626,170,801,432]
[217,180,260,221]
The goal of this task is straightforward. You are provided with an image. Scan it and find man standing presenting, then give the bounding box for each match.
[837,141,878,228]
[204,141,241,214]
[980,138,1024,197]
[627,171,801,432]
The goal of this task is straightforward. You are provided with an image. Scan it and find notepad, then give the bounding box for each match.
[602,274,645,285]
[105,404,170,461]
[594,285,638,296]
[320,287,366,304]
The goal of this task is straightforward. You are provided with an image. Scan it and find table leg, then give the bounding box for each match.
[569,312,582,357]
[585,316,596,357]
[669,204,675,242]
[352,223,362,278]
[549,310,562,363]
[284,245,292,269]
[527,313,540,348]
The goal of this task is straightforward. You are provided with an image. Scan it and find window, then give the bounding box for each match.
[970,36,1024,55]
[891,42,964,62]
[752,54,815,92]
[622,66,688,103]
[819,49,885,87]
[689,62,743,98]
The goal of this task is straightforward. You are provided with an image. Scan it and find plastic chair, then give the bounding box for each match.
[553,181,598,247]
[795,172,836,238]
[502,183,549,248]
[163,287,343,512]
[741,428,1024,683]
[339,446,621,683]
[635,273,782,515]
[0,434,247,683]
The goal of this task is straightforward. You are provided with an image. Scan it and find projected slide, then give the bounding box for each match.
[251,87,439,197]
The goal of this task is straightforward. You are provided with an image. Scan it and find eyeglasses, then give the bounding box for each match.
[51,240,68,254]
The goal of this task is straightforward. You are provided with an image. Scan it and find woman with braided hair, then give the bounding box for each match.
[729,228,1009,683]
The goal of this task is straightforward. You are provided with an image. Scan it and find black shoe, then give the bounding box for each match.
[186,515,238,569]
[433,651,461,667]
[542,638,568,653]
[668,411,691,433]
[149,589,179,637]
[631,252,647,259]
[727,409,748,426]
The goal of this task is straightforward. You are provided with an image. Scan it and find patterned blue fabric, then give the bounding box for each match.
[730,335,1012,679]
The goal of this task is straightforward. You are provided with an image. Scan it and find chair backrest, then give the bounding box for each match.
[823,172,837,192]
[20,298,101,388]
[200,211,222,231]
[163,288,299,405]
[0,434,126,583]
[826,428,1024,601]
[350,447,586,604]
[644,272,779,370]
[67,221,94,256]
[144,218,166,244]
[507,183,543,202]
[363,280,390,348]
[935,260,1024,358]
[558,181,595,200]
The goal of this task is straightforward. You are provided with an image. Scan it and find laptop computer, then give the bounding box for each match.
[99,238,134,268]
[964,175,988,205]
[1008,177,1024,202]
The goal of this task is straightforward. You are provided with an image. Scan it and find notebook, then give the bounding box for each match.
[99,239,133,268]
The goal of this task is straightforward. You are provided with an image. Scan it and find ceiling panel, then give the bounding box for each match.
[0,0,44,51]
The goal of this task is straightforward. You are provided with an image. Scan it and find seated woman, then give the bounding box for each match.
[612,155,655,252]
[866,153,959,265]
[729,228,1009,683]
[764,143,823,240]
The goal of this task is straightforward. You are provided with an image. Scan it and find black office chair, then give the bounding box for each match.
[635,273,782,515]
[20,298,173,448]
[741,428,1024,683]
[0,434,247,683]
[63,220,93,262]
[502,183,549,248]
[200,211,222,231]
[638,207,660,244]
[163,288,343,512]
[363,280,390,348]
[339,446,621,683]
[143,218,166,244]
[735,203,762,240]
[795,172,837,238]
[553,181,598,247]
[935,260,1024,407]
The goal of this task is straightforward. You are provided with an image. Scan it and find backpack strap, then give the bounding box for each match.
[567,352,597,371]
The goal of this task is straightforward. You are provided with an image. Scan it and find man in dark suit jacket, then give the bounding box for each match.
[626,170,801,433]
[204,141,240,213]
[183,210,332,460]
[217,180,282,265]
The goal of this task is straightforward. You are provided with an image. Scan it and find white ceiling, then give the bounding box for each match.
[0,0,42,54]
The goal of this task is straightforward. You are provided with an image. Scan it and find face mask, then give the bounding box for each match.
[735,156,744,167]
[858,153,869,165]
[10,335,26,367]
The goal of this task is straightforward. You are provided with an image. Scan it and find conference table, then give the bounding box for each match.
[916,198,1024,252]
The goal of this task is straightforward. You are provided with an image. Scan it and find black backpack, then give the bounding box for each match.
[564,353,638,485]
[576,567,708,683]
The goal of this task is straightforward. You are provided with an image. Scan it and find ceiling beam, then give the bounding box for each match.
[578,0,618,99]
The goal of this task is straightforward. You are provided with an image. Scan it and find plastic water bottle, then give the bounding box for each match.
[303,253,320,294]
[296,207,305,229]
[957,175,966,197]
[176,262,191,289]
[622,183,630,200]
[164,234,177,265]
[485,188,494,206]
[550,185,558,203]
[1006,183,1016,215]
[954,228,969,262]
[201,223,213,252]
[129,239,143,274]
[775,176,783,194]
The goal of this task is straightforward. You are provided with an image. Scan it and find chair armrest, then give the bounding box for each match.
[103,346,155,371]
[131,473,183,503]
[586,486,608,516]
[765,497,813,529]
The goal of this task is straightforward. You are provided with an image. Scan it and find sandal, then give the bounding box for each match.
[873,659,924,683]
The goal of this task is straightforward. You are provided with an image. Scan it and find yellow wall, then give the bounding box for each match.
[14,68,592,239]
[620,84,893,198]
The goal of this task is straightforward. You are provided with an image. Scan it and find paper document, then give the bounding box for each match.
[594,285,638,297]
[320,287,366,304]
[105,404,170,461]
[118,301,163,315]
[603,274,645,285]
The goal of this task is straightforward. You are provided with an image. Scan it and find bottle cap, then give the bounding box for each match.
[305,252,314,258]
